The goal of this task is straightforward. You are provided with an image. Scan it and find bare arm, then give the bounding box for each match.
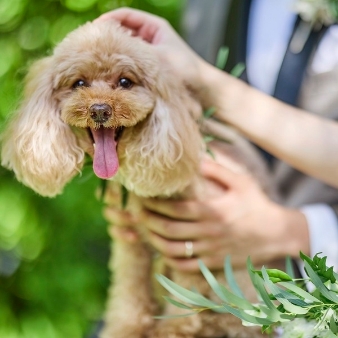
[104,159,310,271]
[97,8,338,187]
[201,64,338,187]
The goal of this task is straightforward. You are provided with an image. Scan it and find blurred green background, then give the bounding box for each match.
[0,0,182,337]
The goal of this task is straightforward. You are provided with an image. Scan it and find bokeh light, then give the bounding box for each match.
[146,0,178,8]
[97,0,133,13]
[62,0,98,12]
[49,14,83,45]
[0,183,44,260]
[0,39,21,77]
[0,1,182,337]
[0,0,27,32]
[17,17,50,50]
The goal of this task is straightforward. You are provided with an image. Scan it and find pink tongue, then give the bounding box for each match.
[91,127,119,179]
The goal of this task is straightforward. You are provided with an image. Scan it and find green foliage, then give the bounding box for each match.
[0,167,109,338]
[0,1,182,337]
[301,251,337,284]
[214,45,245,76]
[157,254,338,337]
[120,185,129,209]
[201,46,243,160]
[215,46,229,70]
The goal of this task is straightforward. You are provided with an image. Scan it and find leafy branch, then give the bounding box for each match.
[156,253,338,337]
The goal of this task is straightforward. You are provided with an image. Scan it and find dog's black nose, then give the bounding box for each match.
[89,103,112,124]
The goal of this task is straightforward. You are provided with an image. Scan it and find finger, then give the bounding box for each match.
[148,232,215,258]
[148,233,195,258]
[103,206,137,226]
[109,226,139,243]
[102,189,121,207]
[201,159,246,190]
[95,8,167,43]
[142,210,215,240]
[142,198,205,221]
[97,7,160,26]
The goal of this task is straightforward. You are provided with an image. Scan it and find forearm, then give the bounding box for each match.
[200,62,338,187]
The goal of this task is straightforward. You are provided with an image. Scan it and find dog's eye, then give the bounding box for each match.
[118,78,133,89]
[72,79,88,89]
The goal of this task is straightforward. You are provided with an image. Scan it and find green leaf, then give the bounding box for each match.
[330,315,338,333]
[259,304,294,321]
[203,107,216,119]
[206,147,215,159]
[230,63,245,78]
[198,259,228,302]
[100,179,107,202]
[254,268,292,282]
[218,284,257,310]
[120,184,129,209]
[332,270,338,281]
[278,282,320,303]
[285,256,296,281]
[247,262,295,322]
[155,274,218,308]
[203,135,215,143]
[162,296,194,310]
[324,329,338,338]
[303,260,338,303]
[198,260,225,301]
[261,267,309,315]
[221,304,275,326]
[215,46,229,69]
[299,251,313,267]
[300,251,336,283]
[262,324,273,334]
[196,261,255,310]
[247,259,279,313]
[225,256,245,298]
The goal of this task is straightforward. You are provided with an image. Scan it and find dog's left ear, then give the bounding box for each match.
[1,57,84,197]
[123,78,203,196]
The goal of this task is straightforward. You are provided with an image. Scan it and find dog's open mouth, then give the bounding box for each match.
[89,126,124,179]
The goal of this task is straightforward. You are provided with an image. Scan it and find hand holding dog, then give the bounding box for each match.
[105,159,310,272]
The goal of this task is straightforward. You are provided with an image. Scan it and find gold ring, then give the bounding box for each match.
[185,241,194,258]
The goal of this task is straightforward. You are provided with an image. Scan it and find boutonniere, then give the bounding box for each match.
[290,0,338,53]
[293,0,338,27]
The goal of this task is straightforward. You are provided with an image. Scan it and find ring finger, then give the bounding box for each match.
[148,231,210,258]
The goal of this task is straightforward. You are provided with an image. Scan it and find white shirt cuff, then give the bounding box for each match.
[300,204,338,271]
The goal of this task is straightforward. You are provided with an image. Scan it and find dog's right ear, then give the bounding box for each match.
[1,57,84,197]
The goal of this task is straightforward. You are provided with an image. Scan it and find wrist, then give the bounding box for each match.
[198,63,253,125]
[272,204,310,259]
[198,64,289,147]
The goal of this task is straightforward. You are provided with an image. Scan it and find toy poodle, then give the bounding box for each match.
[1,20,275,337]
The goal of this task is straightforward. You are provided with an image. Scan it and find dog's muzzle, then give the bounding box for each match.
[89,103,112,124]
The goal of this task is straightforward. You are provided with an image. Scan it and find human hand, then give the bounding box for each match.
[140,159,309,272]
[102,182,141,243]
[96,7,212,94]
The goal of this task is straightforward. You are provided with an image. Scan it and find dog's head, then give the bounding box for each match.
[1,20,203,197]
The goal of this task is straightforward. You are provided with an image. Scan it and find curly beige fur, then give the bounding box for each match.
[0,20,275,337]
